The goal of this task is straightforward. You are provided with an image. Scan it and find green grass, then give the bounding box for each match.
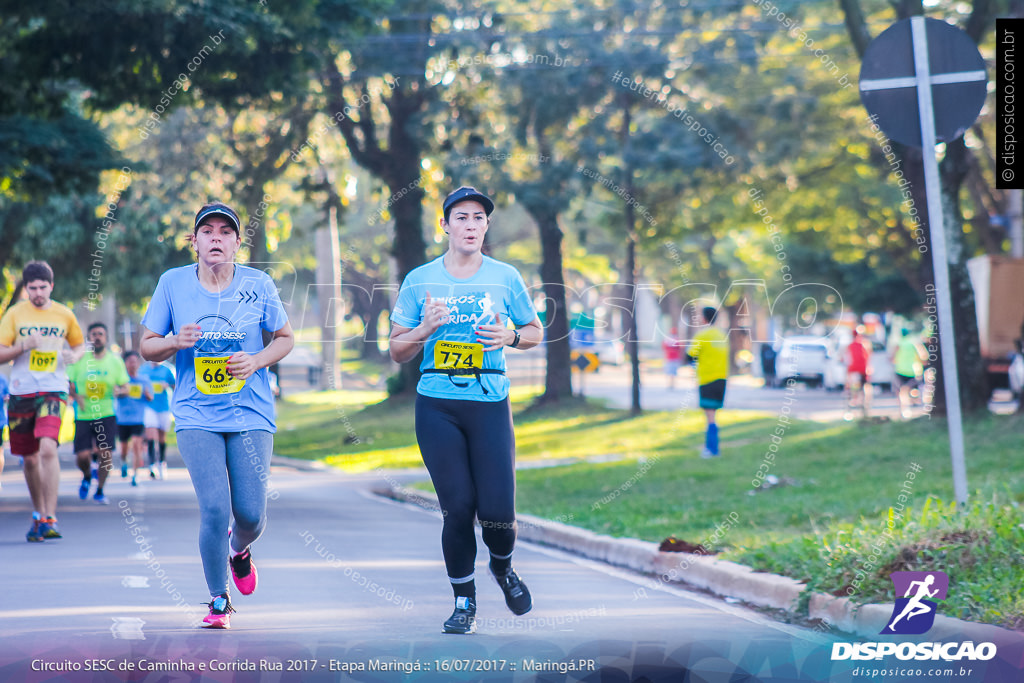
[273,387,788,472]
[273,389,1024,628]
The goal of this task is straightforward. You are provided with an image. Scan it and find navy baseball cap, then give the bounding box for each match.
[442,186,494,221]
[194,202,241,234]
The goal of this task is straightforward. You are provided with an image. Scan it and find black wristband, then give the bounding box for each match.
[510,329,521,348]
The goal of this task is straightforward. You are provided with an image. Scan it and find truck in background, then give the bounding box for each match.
[967,255,1024,396]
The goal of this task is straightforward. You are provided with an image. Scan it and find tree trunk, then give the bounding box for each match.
[625,232,641,414]
[620,101,641,414]
[315,205,342,390]
[930,139,988,414]
[387,166,427,393]
[530,206,573,402]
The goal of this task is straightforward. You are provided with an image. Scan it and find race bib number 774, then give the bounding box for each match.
[433,341,483,370]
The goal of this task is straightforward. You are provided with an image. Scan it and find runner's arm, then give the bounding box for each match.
[225,322,295,381]
[389,291,449,363]
[0,342,26,363]
[68,379,86,411]
[476,316,544,352]
[389,323,434,363]
[63,343,86,366]
[140,324,202,362]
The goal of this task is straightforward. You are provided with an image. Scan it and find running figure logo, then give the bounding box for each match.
[881,571,948,635]
[477,293,496,322]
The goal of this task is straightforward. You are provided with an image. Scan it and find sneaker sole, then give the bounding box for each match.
[202,618,231,629]
[442,622,476,635]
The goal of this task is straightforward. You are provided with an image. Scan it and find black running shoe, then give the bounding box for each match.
[492,568,532,615]
[442,596,476,634]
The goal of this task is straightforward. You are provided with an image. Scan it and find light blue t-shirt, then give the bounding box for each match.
[141,264,288,433]
[117,375,153,426]
[391,255,538,401]
[142,363,176,413]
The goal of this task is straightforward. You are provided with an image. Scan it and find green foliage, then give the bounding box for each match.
[385,371,406,397]
[738,495,1024,629]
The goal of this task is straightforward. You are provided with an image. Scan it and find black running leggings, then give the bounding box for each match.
[415,394,517,581]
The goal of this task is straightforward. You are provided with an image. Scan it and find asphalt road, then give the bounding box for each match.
[0,449,850,683]
[2,451,1020,682]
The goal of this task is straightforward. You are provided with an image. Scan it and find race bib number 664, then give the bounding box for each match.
[194,356,245,395]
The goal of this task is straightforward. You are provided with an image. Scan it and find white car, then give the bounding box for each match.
[776,336,831,387]
[825,338,896,393]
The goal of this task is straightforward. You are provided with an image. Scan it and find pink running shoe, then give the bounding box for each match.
[230,548,258,595]
[202,594,234,629]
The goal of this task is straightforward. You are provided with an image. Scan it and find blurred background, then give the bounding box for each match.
[1,0,1020,412]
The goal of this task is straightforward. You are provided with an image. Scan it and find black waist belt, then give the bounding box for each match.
[421,368,505,394]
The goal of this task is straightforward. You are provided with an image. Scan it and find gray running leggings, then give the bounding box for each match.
[177,429,273,597]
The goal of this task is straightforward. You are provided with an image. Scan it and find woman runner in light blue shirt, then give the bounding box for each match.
[140,202,294,628]
[390,187,544,634]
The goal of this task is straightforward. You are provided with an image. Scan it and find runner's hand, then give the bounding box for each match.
[173,324,202,350]
[21,332,42,352]
[419,291,450,335]
[226,352,257,380]
[476,313,513,352]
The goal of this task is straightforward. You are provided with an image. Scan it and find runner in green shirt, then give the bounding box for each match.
[67,323,129,504]
[892,328,927,420]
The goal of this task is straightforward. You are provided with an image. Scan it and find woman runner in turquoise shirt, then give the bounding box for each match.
[390,187,544,634]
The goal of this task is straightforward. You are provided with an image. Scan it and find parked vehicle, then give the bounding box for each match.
[776,336,830,387]
[967,255,1024,391]
[825,337,895,393]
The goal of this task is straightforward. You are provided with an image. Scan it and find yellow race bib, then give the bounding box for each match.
[84,381,107,399]
[29,349,58,373]
[194,356,245,395]
[128,384,144,399]
[152,382,165,394]
[433,341,483,370]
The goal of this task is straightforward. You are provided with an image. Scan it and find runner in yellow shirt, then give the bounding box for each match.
[0,261,85,541]
[687,306,728,459]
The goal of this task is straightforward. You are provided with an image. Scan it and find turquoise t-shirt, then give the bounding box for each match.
[141,264,289,433]
[391,255,538,401]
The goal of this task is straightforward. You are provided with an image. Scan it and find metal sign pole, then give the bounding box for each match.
[911,16,969,506]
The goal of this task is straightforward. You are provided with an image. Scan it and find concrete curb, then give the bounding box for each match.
[271,454,331,472]
[378,485,1021,644]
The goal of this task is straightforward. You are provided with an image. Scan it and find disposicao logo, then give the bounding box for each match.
[881,570,948,635]
[830,570,997,662]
